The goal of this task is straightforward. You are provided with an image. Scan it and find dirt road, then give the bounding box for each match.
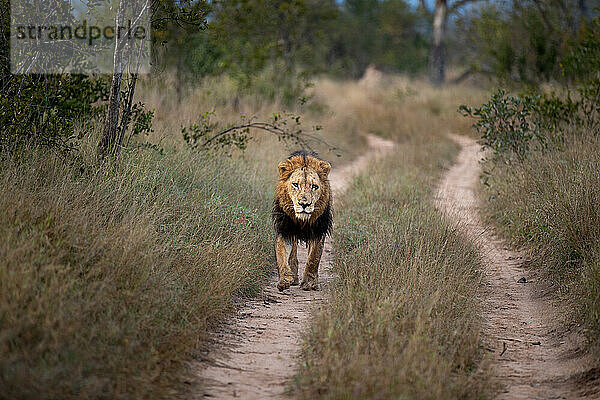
[436,134,596,399]
[194,135,394,399]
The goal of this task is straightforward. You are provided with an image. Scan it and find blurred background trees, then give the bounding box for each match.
[452,0,597,83]
[170,0,600,86]
[2,0,600,153]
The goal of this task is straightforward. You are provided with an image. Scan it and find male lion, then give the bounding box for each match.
[272,150,332,292]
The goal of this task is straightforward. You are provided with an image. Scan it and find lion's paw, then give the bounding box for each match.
[277,277,292,292]
[300,279,319,291]
[291,276,300,286]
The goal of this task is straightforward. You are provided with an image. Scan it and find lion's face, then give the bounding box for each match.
[277,153,331,223]
[285,167,324,221]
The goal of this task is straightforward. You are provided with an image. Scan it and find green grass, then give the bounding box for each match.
[0,141,274,399]
[296,134,492,399]
[481,132,600,342]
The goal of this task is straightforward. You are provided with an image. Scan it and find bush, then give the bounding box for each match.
[461,15,600,163]
[0,74,109,152]
[460,82,600,162]
[459,89,545,161]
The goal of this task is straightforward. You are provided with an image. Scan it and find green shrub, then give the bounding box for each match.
[461,15,600,163]
[459,89,545,161]
[0,74,109,152]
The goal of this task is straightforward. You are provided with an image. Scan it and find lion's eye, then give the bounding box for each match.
[312,184,319,190]
[292,182,299,189]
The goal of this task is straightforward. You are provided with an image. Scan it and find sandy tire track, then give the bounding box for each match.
[436,134,597,399]
[193,135,394,399]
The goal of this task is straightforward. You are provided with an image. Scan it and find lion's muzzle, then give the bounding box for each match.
[295,200,314,220]
[294,194,315,220]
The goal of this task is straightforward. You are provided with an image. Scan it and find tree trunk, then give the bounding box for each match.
[99,70,123,158]
[429,0,447,86]
[577,0,588,33]
[98,0,126,159]
[119,72,138,147]
[278,10,294,73]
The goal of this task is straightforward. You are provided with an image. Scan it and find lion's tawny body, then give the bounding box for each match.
[272,151,332,292]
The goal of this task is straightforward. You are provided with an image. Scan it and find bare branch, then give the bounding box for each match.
[449,0,480,14]
[450,67,473,84]
[201,122,333,152]
[181,111,339,156]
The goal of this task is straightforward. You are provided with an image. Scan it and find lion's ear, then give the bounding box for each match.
[278,160,291,177]
[319,161,331,177]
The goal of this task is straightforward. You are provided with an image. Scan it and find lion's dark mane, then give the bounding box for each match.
[272,200,332,244]
[288,149,319,160]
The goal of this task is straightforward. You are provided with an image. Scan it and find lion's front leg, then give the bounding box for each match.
[275,235,294,292]
[289,241,299,285]
[301,237,324,291]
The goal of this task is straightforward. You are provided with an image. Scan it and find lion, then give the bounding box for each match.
[272,150,332,292]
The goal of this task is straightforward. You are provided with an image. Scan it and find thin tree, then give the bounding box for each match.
[98,0,207,159]
[98,0,148,158]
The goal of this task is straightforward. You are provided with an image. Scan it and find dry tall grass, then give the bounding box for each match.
[0,133,275,399]
[0,70,490,398]
[313,76,486,142]
[137,72,369,161]
[295,80,492,399]
[481,132,600,343]
[0,73,350,399]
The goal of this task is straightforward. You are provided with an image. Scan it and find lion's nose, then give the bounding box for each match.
[298,201,311,209]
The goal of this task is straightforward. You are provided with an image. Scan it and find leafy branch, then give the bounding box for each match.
[458,89,545,162]
[181,110,336,155]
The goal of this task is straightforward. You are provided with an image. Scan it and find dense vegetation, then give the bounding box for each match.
[462,16,600,347]
[3,0,599,151]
